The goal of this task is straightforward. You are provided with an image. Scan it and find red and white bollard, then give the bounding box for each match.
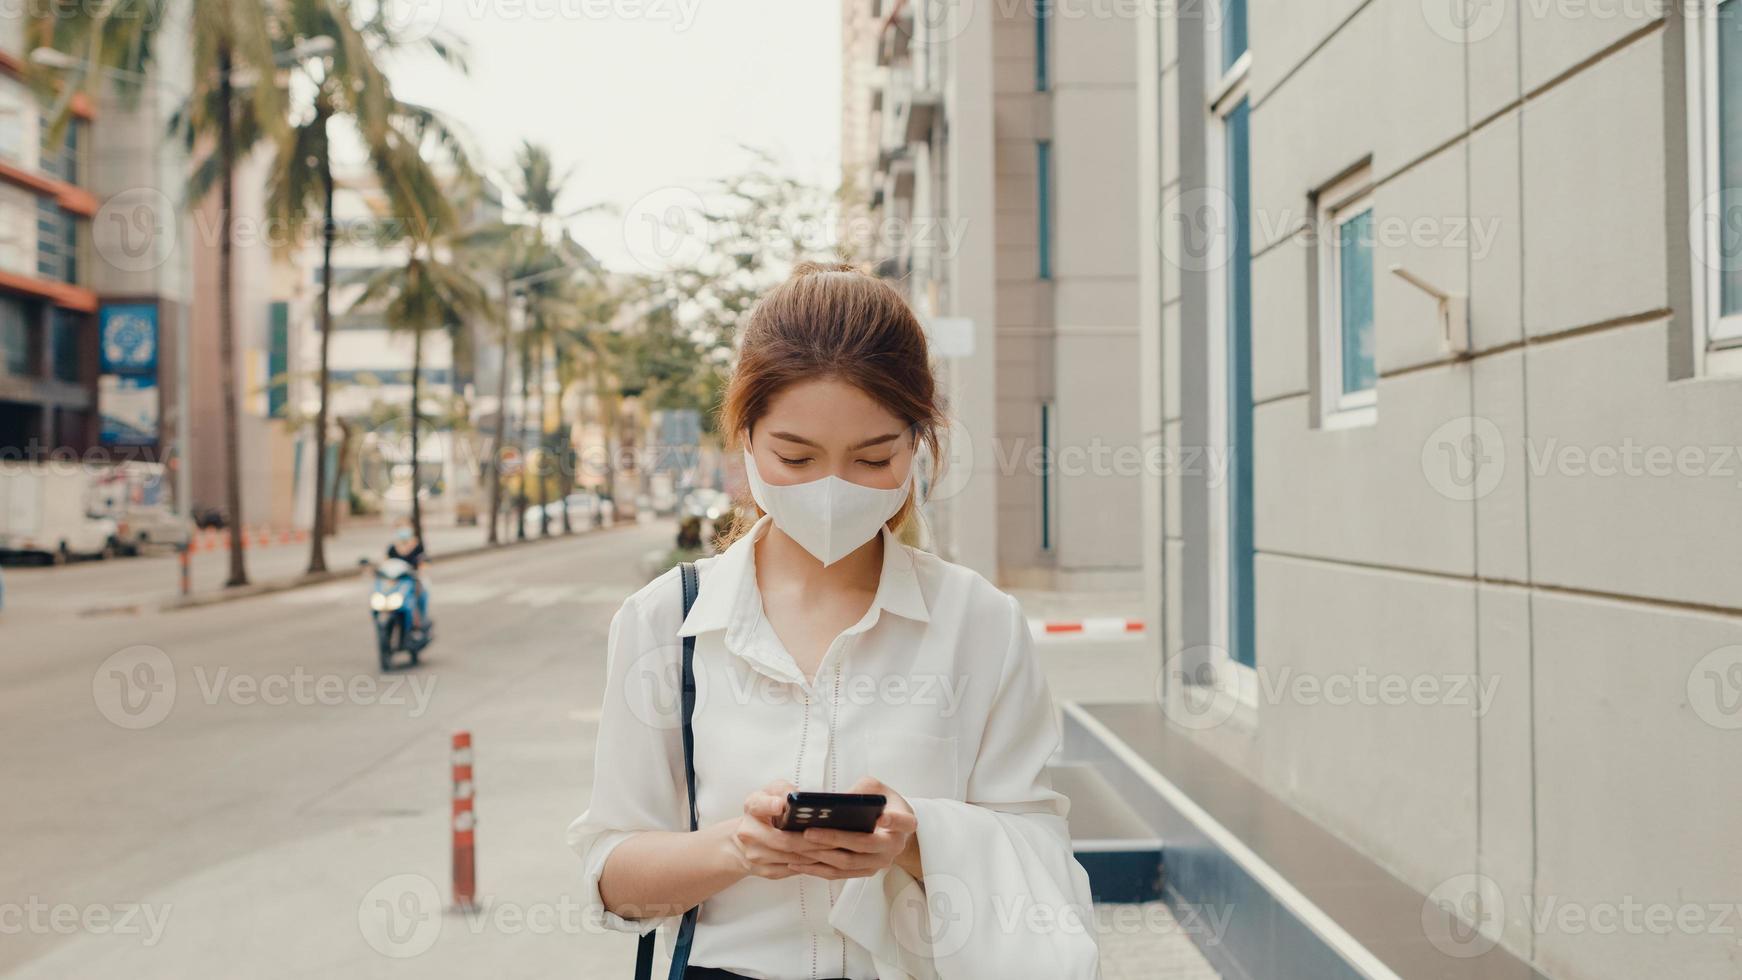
[452,731,476,910]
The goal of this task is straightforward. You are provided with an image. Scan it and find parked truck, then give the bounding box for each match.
[0,463,121,563]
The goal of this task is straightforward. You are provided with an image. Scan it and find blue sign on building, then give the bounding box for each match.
[99,304,158,374]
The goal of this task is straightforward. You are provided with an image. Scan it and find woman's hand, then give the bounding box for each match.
[786,777,922,881]
[723,779,814,881]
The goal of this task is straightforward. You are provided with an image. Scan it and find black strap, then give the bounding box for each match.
[635,562,701,980]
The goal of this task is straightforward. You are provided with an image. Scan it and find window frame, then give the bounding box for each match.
[1200,11,1258,710]
[1317,173,1378,427]
[1688,0,1742,371]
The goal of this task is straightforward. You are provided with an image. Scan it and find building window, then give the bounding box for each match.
[37,201,79,284]
[1691,0,1742,368]
[0,298,33,376]
[0,87,24,163]
[1208,10,1256,678]
[1040,399,1054,552]
[1222,0,1248,72]
[1035,0,1051,91]
[1037,140,1053,280]
[50,308,82,383]
[1318,173,1378,425]
[38,115,80,185]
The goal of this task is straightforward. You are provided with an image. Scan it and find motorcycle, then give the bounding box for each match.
[370,557,430,670]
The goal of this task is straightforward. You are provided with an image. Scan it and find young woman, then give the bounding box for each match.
[568,263,1100,980]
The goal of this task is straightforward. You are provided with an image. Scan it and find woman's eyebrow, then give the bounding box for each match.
[767,431,903,451]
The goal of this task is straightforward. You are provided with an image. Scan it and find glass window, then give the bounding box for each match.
[1037,140,1053,280]
[0,298,32,376]
[1225,99,1255,671]
[1223,0,1249,72]
[1035,0,1051,91]
[50,309,81,383]
[1338,208,1377,396]
[1720,0,1740,317]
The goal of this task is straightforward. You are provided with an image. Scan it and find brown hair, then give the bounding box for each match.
[717,260,944,548]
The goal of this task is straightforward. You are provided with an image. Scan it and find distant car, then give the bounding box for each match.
[114,508,192,556]
[564,492,603,527]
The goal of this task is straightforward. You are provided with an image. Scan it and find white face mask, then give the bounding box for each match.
[743,443,914,566]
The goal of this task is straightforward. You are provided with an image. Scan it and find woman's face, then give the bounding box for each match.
[750,378,914,490]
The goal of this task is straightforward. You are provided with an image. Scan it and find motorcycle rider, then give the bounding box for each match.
[386,518,432,636]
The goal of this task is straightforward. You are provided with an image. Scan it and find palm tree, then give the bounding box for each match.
[37,0,289,587]
[260,0,468,574]
[455,220,539,545]
[353,230,490,537]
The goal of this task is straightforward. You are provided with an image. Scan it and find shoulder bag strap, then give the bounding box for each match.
[635,561,701,980]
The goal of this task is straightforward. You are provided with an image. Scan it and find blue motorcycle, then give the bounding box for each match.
[370,558,430,670]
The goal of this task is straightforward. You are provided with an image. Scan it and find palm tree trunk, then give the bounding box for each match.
[307,109,335,574]
[536,335,549,538]
[218,46,249,588]
[515,327,529,541]
[487,273,510,545]
[410,323,424,538]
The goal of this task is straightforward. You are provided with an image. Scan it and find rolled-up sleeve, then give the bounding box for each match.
[566,590,687,935]
[831,592,1101,979]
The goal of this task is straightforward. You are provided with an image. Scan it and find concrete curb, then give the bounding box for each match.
[152,519,652,614]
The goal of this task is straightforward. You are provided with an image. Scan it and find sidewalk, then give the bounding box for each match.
[0,515,616,619]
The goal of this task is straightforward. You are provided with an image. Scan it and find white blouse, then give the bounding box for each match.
[567,514,1100,980]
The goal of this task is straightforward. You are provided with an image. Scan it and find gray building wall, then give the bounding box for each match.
[1141,4,1742,979]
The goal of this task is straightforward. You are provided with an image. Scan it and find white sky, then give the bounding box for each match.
[383,0,844,272]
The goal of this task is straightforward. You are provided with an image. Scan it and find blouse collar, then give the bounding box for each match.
[677,512,931,648]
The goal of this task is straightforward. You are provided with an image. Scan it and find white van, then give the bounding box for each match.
[0,463,121,563]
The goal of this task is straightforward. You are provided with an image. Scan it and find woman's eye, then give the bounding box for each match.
[775,454,810,466]
[859,458,893,468]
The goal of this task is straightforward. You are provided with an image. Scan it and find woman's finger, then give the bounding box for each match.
[801,827,898,854]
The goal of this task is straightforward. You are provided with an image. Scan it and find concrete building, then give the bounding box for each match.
[853,2,1741,979]
[0,25,102,456]
[845,0,1144,590]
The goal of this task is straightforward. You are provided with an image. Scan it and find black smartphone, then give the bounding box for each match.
[775,791,887,833]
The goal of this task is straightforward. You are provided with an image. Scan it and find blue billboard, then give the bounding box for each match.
[99,304,158,374]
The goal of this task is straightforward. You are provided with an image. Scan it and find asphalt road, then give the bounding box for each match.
[0,519,675,977]
[0,517,1214,979]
